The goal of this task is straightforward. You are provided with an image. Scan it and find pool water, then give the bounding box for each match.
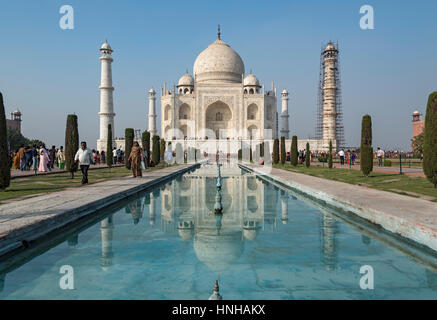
[1,162,437,299]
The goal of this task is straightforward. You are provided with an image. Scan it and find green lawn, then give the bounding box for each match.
[0,163,173,204]
[273,163,437,202]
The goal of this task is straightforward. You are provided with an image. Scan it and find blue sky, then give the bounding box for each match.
[0,0,436,150]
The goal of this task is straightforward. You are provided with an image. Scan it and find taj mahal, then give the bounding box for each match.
[97,27,342,153]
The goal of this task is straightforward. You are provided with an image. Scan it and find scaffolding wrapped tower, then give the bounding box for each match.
[316,42,345,150]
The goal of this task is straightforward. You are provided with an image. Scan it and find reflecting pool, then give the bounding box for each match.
[1,162,437,299]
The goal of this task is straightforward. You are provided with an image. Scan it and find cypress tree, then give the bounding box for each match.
[423,92,437,188]
[65,114,79,178]
[160,138,165,161]
[305,142,310,168]
[360,114,373,177]
[328,140,333,169]
[0,92,10,190]
[273,138,279,164]
[142,130,150,165]
[125,128,134,169]
[106,124,113,167]
[152,135,160,164]
[280,136,286,164]
[291,136,298,166]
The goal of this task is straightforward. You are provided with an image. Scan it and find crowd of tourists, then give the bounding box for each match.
[9,144,66,174]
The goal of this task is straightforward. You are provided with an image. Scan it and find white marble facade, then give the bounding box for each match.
[159,31,280,142]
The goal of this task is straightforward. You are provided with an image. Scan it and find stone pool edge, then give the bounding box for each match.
[0,163,200,258]
[239,163,437,253]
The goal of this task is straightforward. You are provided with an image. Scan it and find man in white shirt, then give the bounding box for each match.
[112,147,117,165]
[338,149,345,165]
[74,141,94,184]
[376,147,385,167]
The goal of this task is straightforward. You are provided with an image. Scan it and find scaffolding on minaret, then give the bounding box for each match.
[315,42,345,148]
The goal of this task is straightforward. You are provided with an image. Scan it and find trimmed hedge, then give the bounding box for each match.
[360,115,373,177]
[65,114,79,178]
[142,130,150,165]
[291,136,298,166]
[0,92,10,190]
[152,135,160,164]
[328,140,333,169]
[273,138,279,164]
[280,137,286,164]
[423,92,437,188]
[125,128,134,169]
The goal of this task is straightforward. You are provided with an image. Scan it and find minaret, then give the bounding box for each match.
[97,40,115,152]
[280,90,290,138]
[100,215,114,271]
[322,42,338,149]
[148,89,157,136]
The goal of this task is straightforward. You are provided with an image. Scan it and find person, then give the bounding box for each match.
[57,146,65,170]
[25,146,32,170]
[18,144,25,171]
[351,151,356,166]
[377,147,385,167]
[30,144,38,174]
[101,150,106,164]
[113,147,117,165]
[95,150,101,165]
[74,141,94,184]
[338,149,345,165]
[128,141,143,178]
[38,145,50,172]
[49,146,56,169]
[13,150,20,169]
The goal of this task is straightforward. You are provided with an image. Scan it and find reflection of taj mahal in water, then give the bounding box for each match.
[97,162,341,275]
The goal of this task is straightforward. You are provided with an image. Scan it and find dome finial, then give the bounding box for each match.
[217,24,221,40]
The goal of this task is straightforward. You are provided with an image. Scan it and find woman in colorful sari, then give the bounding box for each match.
[38,145,50,172]
[13,150,20,169]
[128,141,142,178]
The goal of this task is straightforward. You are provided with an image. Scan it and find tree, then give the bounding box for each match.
[142,130,150,165]
[280,137,286,164]
[152,135,160,164]
[65,114,79,178]
[291,136,298,166]
[360,114,373,177]
[305,142,310,168]
[125,128,134,169]
[423,92,437,188]
[273,138,279,164]
[328,140,333,169]
[0,92,10,190]
[7,128,28,151]
[106,124,113,167]
[160,138,166,161]
[412,132,424,155]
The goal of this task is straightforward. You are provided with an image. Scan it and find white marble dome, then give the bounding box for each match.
[100,40,112,51]
[243,74,259,87]
[325,42,336,51]
[178,73,194,86]
[193,38,245,84]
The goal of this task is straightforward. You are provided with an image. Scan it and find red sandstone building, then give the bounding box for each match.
[412,110,424,151]
[6,110,22,133]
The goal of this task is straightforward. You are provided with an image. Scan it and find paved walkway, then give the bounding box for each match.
[312,162,425,177]
[0,163,198,256]
[240,163,437,252]
[10,163,124,179]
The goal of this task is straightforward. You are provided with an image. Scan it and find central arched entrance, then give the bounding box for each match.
[205,101,232,139]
